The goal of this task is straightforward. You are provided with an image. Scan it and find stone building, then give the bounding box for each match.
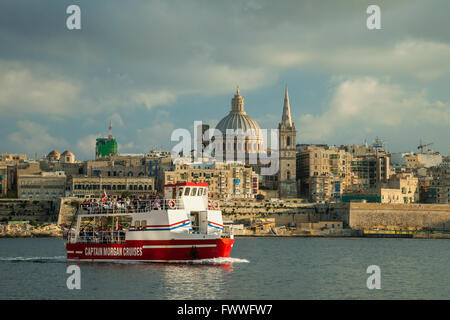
[278,87,297,198]
[83,152,171,192]
[423,163,450,204]
[67,176,156,199]
[164,162,258,200]
[296,145,356,199]
[308,174,343,203]
[349,153,390,191]
[403,151,443,169]
[17,171,66,199]
[379,172,419,204]
[0,154,27,162]
[0,164,7,197]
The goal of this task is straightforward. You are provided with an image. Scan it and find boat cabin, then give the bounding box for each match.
[164,182,209,212]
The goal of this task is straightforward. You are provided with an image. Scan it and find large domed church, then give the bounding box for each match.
[210,86,298,198]
[213,87,265,163]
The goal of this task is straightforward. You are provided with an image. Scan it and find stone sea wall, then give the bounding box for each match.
[0,199,59,223]
[219,200,350,226]
[348,203,450,230]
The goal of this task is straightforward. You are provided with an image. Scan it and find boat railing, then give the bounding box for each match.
[79,199,184,215]
[67,230,126,244]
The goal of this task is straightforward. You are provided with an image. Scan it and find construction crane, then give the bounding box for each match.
[417,142,433,153]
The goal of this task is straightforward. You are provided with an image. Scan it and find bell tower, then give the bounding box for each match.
[278,86,297,198]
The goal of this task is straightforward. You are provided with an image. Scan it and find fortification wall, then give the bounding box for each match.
[220,200,350,226]
[348,203,450,230]
[0,199,59,223]
[57,198,82,226]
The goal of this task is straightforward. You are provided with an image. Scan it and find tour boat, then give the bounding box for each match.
[64,182,234,262]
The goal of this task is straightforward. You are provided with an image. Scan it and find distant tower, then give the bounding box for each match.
[278,86,297,198]
[96,120,118,159]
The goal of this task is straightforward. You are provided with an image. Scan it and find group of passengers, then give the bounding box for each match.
[78,226,126,242]
[80,195,165,213]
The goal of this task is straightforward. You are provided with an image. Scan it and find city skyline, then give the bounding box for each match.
[0,0,449,160]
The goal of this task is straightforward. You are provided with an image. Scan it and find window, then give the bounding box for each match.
[198,188,203,196]
[184,187,190,196]
[191,188,197,196]
[178,188,183,197]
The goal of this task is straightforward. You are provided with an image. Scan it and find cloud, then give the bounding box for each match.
[0,0,449,155]
[0,63,81,115]
[75,134,99,160]
[132,90,177,110]
[110,113,125,128]
[7,121,68,156]
[297,77,450,145]
[135,121,177,151]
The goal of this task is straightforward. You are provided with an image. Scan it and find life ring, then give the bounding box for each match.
[213,201,219,210]
[168,199,176,209]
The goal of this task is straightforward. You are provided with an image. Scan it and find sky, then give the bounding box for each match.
[0,0,449,160]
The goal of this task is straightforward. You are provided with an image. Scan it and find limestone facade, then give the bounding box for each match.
[67,176,156,198]
[18,171,67,199]
[164,162,258,200]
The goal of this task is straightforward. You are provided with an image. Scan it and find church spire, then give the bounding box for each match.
[281,86,292,126]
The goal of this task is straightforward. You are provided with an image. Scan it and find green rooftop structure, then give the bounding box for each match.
[95,120,118,159]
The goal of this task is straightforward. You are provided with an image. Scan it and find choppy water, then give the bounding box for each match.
[0,237,449,299]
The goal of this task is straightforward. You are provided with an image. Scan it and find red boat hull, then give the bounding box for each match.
[66,238,234,262]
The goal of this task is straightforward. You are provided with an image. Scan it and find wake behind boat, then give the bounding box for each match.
[64,182,234,262]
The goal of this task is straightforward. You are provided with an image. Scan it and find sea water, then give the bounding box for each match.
[0,237,449,299]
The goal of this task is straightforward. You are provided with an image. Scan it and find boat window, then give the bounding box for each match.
[178,188,183,197]
[135,221,140,230]
[198,188,203,196]
[141,220,146,230]
[184,187,190,196]
[191,188,197,196]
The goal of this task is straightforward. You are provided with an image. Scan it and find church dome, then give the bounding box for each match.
[213,87,265,159]
[47,150,60,161]
[61,150,74,157]
[61,150,75,163]
[215,87,262,135]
